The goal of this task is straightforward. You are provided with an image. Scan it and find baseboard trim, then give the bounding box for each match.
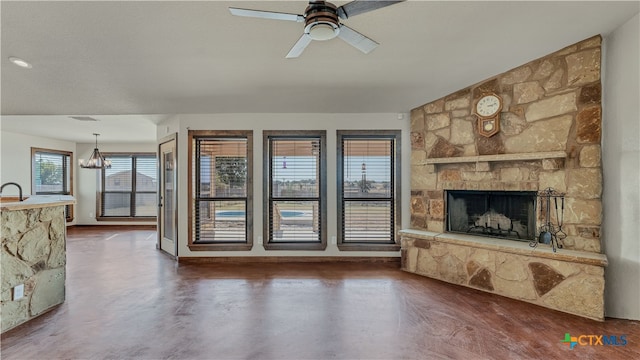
[68,224,157,230]
[177,256,401,264]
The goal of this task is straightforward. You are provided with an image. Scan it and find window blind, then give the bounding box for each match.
[34,152,70,194]
[193,138,248,243]
[268,138,321,243]
[101,154,157,218]
[33,149,72,220]
[341,137,394,243]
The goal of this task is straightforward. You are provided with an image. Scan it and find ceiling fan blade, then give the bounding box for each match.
[337,25,378,54]
[229,8,304,22]
[286,35,313,58]
[337,0,405,19]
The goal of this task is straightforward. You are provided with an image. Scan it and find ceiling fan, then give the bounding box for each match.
[229,1,405,58]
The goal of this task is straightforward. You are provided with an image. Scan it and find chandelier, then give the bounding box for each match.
[80,133,112,169]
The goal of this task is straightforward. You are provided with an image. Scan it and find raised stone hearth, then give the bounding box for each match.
[404,36,606,320]
[400,230,607,320]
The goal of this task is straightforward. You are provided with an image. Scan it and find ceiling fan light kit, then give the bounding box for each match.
[307,23,339,41]
[229,0,405,58]
[304,1,340,41]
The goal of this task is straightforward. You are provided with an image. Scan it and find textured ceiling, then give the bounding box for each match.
[1,1,638,142]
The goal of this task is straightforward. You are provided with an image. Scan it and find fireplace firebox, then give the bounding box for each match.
[446,190,536,241]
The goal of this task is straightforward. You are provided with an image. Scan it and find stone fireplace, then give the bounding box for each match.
[400,35,607,320]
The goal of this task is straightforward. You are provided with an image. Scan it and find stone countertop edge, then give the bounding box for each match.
[399,229,608,267]
[0,195,76,211]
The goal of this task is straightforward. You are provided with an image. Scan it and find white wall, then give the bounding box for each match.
[76,142,157,225]
[156,115,180,140]
[0,131,77,224]
[0,129,159,226]
[602,13,640,320]
[174,113,410,258]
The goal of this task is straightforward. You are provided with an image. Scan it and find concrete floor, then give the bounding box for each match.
[1,226,639,359]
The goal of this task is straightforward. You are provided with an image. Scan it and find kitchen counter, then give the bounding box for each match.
[0,195,75,211]
[1,195,75,333]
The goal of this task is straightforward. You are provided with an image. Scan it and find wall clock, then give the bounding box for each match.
[474,93,503,137]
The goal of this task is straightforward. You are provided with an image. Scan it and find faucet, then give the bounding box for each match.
[0,182,24,201]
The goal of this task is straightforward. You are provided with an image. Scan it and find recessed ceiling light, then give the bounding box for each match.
[8,56,32,69]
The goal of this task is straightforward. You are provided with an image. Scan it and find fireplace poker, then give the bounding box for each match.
[554,196,566,248]
[531,188,566,252]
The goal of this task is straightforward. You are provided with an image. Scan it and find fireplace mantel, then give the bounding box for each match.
[420,151,566,165]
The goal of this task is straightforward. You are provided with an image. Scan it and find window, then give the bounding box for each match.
[189,130,253,251]
[337,131,401,251]
[97,153,157,220]
[31,148,73,221]
[263,131,326,250]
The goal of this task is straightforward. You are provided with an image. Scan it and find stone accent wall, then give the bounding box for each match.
[410,35,603,253]
[404,36,607,320]
[1,206,66,333]
[400,230,607,320]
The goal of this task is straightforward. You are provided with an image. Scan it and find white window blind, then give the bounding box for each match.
[267,137,322,244]
[338,133,399,246]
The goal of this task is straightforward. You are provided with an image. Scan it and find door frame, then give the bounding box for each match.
[157,133,178,258]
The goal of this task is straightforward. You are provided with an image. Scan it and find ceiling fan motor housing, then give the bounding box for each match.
[304,1,340,41]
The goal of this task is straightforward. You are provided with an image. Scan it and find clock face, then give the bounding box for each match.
[476,95,502,117]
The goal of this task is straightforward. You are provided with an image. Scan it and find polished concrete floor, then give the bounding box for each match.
[2,226,639,359]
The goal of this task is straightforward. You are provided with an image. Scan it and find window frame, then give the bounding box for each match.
[96,152,157,221]
[31,147,74,222]
[336,130,401,251]
[188,130,253,251]
[263,130,327,251]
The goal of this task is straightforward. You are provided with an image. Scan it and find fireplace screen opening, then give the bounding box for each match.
[446,190,536,241]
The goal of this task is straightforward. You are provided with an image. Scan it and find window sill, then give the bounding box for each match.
[188,243,253,251]
[338,243,401,252]
[264,242,327,251]
[96,217,157,222]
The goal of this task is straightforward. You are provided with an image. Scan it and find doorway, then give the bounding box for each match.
[158,134,177,257]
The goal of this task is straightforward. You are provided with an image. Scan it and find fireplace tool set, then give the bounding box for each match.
[530,187,566,252]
